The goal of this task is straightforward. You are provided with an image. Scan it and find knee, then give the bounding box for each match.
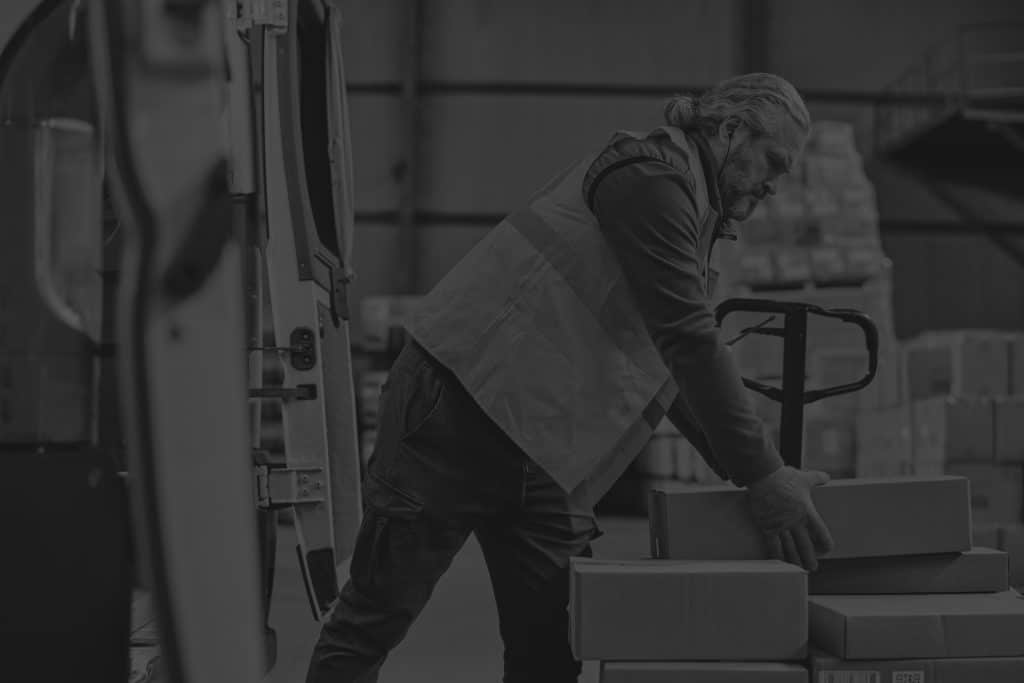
[317,580,416,659]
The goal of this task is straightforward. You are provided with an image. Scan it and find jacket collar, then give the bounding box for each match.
[689,131,737,241]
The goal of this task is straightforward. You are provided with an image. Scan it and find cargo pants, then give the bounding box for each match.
[306,339,602,683]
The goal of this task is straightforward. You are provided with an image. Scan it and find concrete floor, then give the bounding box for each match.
[266,516,652,683]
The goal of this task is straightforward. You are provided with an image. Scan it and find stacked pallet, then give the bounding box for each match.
[575,476,1024,682]
[857,329,1024,586]
[721,120,887,291]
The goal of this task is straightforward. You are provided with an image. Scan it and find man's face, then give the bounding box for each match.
[717,117,806,221]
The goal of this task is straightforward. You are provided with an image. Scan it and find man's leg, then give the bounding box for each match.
[306,340,521,682]
[475,459,602,683]
[306,479,474,683]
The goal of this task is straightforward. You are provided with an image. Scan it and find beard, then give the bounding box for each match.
[725,194,759,221]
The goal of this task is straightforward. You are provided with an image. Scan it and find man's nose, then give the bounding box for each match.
[762,180,777,197]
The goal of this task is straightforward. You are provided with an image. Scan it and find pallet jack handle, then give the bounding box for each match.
[715,297,879,468]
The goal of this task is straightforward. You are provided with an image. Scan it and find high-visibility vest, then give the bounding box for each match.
[406,126,724,502]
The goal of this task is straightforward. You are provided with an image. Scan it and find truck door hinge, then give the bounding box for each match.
[254,464,326,509]
[234,0,288,32]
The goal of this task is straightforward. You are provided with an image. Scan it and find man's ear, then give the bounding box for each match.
[718,117,740,143]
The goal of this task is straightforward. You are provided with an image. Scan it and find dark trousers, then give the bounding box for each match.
[306,340,601,683]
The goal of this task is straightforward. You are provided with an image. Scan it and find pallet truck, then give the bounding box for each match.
[716,297,880,468]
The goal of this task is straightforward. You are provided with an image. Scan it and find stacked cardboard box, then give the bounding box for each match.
[577,476,1024,681]
[855,330,1024,569]
[605,475,1024,681]
[721,121,888,288]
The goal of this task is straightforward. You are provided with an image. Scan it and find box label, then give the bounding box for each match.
[818,672,881,683]
[892,672,925,683]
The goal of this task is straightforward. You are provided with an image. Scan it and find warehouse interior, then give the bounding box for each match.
[2,0,1024,682]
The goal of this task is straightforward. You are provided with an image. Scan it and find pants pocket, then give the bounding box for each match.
[350,477,426,595]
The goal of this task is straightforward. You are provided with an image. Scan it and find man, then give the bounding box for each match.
[307,72,834,683]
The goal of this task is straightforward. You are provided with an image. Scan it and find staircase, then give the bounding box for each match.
[872,20,1024,279]
[875,20,1024,176]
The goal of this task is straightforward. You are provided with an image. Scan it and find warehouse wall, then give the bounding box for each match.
[341,0,1024,337]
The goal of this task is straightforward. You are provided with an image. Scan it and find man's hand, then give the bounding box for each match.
[746,465,835,571]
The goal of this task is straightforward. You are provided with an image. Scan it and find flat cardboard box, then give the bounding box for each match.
[809,547,1008,594]
[569,558,807,661]
[1000,523,1024,587]
[995,396,1024,462]
[811,652,1024,683]
[945,463,1024,525]
[904,330,1010,400]
[649,476,971,561]
[854,406,913,477]
[600,662,807,683]
[1011,334,1024,395]
[809,590,1024,660]
[912,396,994,468]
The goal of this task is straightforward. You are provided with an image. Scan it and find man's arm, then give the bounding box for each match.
[664,396,726,478]
[589,159,784,487]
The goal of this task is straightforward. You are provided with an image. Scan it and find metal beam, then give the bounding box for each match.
[346,80,967,107]
[353,210,1024,236]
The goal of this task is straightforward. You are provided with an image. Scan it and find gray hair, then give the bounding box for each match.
[664,73,810,139]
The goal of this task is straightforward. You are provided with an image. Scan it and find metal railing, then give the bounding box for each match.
[874,21,1024,153]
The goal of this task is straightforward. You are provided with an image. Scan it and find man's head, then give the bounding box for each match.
[664,73,810,221]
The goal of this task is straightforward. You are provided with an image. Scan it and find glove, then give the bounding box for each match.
[746,465,835,571]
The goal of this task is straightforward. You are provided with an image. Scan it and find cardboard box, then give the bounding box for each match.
[1010,334,1024,395]
[1000,524,1024,587]
[912,396,995,470]
[672,438,695,481]
[802,413,856,476]
[995,397,1024,462]
[858,345,904,412]
[809,548,1008,595]
[635,437,677,478]
[946,464,1024,525]
[600,662,808,683]
[807,349,869,416]
[774,246,813,283]
[737,247,777,286]
[811,652,1024,683]
[569,558,807,661]
[904,330,1010,400]
[975,522,1004,548]
[855,406,913,477]
[809,246,846,283]
[808,591,1024,659]
[649,476,971,561]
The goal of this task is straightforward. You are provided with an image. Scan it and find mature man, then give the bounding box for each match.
[307,72,834,683]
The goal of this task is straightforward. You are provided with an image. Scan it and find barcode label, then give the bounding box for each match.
[819,671,880,683]
[893,672,925,683]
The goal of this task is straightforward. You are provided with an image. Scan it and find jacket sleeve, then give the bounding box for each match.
[589,158,784,487]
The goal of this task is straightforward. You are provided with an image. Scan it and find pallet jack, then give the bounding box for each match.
[716,298,880,468]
